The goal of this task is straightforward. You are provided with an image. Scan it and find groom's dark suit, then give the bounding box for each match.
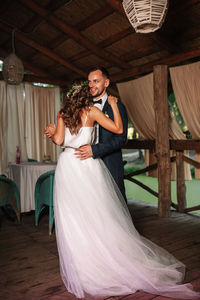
[91,97,128,200]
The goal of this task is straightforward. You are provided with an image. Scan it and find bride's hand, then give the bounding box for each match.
[44,124,56,138]
[108,95,118,105]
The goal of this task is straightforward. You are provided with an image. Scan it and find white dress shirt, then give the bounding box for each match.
[93,93,108,143]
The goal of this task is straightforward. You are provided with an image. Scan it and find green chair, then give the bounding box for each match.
[28,158,37,162]
[34,169,55,235]
[0,175,20,223]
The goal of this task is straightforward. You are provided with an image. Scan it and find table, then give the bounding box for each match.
[8,162,57,213]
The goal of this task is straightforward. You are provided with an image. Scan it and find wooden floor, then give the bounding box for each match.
[1,199,200,300]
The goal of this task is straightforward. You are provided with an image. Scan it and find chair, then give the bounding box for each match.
[0,175,20,223]
[34,169,55,235]
[28,158,37,162]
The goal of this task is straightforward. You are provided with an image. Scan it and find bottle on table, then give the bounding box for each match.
[16,145,21,164]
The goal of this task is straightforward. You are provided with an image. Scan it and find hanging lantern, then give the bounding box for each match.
[2,53,24,85]
[2,29,24,85]
[122,0,168,34]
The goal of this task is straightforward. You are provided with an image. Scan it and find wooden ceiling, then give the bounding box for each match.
[1,0,200,89]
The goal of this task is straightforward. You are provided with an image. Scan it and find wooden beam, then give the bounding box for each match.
[120,45,155,62]
[124,139,155,150]
[111,46,200,82]
[124,176,159,198]
[183,155,200,169]
[170,140,200,151]
[0,47,69,85]
[0,22,87,78]
[68,27,133,62]
[0,72,68,87]
[154,65,171,217]
[106,0,125,15]
[20,0,131,70]
[124,139,200,151]
[21,0,71,33]
[176,151,186,212]
[46,5,114,49]
[148,32,177,53]
[0,48,50,78]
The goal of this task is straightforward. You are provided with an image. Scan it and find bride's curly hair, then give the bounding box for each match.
[59,85,93,134]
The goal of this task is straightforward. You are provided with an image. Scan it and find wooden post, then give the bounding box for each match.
[176,150,186,212]
[195,151,200,179]
[149,149,158,177]
[154,65,171,217]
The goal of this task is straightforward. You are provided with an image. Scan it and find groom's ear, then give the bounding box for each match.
[105,78,110,88]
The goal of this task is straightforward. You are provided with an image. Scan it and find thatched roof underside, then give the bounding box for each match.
[1,0,200,90]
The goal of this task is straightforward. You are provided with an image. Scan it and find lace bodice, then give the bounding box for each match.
[63,127,95,148]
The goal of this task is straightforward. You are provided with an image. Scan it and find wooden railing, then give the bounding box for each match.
[123,139,200,214]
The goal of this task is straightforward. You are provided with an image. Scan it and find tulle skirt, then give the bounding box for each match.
[54,149,199,299]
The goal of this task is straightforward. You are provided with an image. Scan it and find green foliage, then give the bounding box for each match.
[124,165,142,175]
[168,93,191,137]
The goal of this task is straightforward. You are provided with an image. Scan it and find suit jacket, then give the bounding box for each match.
[91,98,128,199]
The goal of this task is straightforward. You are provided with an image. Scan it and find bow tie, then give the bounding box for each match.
[93,99,102,105]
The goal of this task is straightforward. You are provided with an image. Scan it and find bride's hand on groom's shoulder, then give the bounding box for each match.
[108,95,118,105]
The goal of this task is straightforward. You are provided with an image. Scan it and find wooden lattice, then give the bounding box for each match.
[2,53,24,85]
[122,0,168,33]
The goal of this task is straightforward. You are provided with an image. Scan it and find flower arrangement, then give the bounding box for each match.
[67,80,89,98]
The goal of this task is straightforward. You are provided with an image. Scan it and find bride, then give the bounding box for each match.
[45,82,199,299]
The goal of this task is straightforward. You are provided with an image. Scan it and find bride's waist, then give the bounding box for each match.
[62,146,76,153]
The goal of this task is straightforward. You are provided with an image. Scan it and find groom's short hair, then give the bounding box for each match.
[88,66,110,79]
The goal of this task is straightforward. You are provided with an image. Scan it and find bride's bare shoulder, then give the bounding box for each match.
[89,106,100,114]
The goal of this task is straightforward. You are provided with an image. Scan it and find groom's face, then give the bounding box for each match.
[88,70,110,99]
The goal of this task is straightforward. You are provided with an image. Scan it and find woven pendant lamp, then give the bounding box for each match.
[122,0,168,33]
[2,30,24,85]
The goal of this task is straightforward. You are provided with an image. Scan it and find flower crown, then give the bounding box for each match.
[67,80,89,98]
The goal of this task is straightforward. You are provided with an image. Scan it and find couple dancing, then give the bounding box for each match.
[45,67,199,299]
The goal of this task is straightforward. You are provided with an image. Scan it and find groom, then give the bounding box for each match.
[75,66,128,201]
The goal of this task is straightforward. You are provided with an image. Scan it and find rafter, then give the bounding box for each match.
[21,0,71,33]
[111,46,200,82]
[48,4,114,49]
[0,72,68,87]
[68,27,133,62]
[0,46,54,78]
[20,0,130,70]
[0,22,87,78]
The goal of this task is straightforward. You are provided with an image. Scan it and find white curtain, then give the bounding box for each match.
[0,81,60,174]
[0,81,27,174]
[25,83,60,162]
[117,73,191,180]
[169,61,200,138]
[170,61,200,179]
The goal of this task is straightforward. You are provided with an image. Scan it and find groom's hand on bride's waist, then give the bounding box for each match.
[74,145,93,160]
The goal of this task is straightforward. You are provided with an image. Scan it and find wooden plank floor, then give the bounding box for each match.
[1,199,200,300]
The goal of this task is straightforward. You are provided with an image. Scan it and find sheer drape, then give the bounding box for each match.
[170,61,200,138]
[170,62,200,179]
[0,82,60,174]
[117,73,191,180]
[25,83,60,162]
[0,81,27,174]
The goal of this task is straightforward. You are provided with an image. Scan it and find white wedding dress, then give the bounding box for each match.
[53,121,199,299]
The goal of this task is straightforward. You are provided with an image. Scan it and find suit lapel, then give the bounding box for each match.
[99,98,109,139]
[102,97,109,113]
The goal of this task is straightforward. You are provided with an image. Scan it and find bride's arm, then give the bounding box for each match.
[50,113,65,145]
[90,96,123,134]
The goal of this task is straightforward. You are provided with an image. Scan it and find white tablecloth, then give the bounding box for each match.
[8,162,57,213]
